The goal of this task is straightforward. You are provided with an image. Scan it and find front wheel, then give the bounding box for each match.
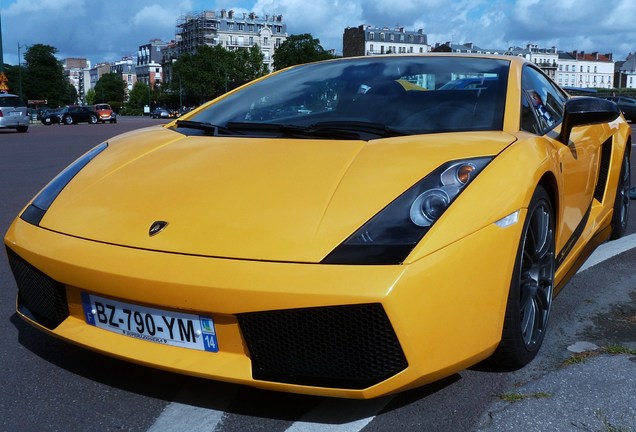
[492,186,555,368]
[609,149,631,240]
[63,116,73,125]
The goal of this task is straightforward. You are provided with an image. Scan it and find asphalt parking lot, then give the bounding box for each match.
[0,119,635,431]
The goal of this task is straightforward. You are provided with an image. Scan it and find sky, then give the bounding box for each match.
[1,0,635,67]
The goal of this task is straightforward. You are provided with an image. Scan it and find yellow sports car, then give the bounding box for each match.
[4,54,631,399]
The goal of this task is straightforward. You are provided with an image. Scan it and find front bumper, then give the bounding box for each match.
[4,214,523,398]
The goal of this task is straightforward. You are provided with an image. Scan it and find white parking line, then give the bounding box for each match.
[578,233,636,272]
[284,396,394,432]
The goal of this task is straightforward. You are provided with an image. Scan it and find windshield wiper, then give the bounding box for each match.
[226,121,405,140]
[174,120,244,136]
[307,121,405,138]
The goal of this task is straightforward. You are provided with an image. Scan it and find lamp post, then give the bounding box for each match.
[17,43,24,100]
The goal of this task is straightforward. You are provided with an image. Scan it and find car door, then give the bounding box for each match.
[520,66,604,260]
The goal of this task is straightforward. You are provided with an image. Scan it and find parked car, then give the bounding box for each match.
[93,103,117,123]
[4,54,631,399]
[0,93,30,132]
[40,108,65,125]
[151,107,171,119]
[600,96,636,122]
[60,106,99,125]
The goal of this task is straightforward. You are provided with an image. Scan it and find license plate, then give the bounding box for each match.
[45,118,51,123]
[9,111,22,116]
[81,293,218,352]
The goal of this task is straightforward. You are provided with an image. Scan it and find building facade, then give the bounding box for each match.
[137,39,169,88]
[615,53,636,89]
[111,57,137,98]
[557,51,614,89]
[173,9,287,71]
[63,58,91,103]
[343,25,429,57]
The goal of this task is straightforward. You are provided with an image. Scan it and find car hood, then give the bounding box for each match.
[39,126,516,263]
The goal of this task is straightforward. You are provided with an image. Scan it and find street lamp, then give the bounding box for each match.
[17,43,27,100]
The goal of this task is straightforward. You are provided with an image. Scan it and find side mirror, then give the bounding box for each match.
[559,97,621,144]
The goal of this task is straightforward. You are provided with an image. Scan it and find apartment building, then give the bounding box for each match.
[137,39,169,88]
[63,58,90,102]
[557,51,614,89]
[174,9,287,71]
[615,53,636,89]
[343,25,429,57]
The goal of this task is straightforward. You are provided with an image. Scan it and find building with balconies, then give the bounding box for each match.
[63,58,91,103]
[343,25,429,57]
[174,9,287,71]
[137,39,169,88]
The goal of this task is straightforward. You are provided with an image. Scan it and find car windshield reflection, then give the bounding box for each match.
[184,56,509,139]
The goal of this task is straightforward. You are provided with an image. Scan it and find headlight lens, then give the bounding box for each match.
[21,142,108,226]
[322,157,492,264]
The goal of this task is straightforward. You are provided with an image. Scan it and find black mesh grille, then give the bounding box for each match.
[237,303,408,389]
[594,138,613,202]
[6,247,69,330]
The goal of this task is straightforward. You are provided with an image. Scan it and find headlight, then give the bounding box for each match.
[322,157,492,265]
[21,142,108,226]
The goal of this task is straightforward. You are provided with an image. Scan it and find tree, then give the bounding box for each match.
[23,44,69,107]
[272,34,336,71]
[172,45,233,105]
[171,44,269,106]
[125,82,151,115]
[1,63,23,97]
[232,45,269,85]
[85,88,96,105]
[94,73,126,104]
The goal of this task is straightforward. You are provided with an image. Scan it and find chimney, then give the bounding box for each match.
[221,9,226,18]
[228,10,234,19]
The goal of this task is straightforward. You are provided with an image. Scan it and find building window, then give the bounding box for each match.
[380,33,385,41]
[369,32,374,41]
[249,36,254,45]
[238,23,244,31]
[369,44,374,53]
[263,37,269,45]
[275,38,281,47]
[390,34,394,41]
[228,22,234,29]
[248,24,254,31]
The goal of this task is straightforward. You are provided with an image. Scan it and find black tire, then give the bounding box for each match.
[609,149,631,240]
[64,116,73,125]
[89,115,98,124]
[492,186,555,368]
[16,126,28,133]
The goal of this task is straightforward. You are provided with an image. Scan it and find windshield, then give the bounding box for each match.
[184,56,509,139]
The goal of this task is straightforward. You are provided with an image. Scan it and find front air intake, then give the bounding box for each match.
[6,248,69,330]
[238,303,408,389]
